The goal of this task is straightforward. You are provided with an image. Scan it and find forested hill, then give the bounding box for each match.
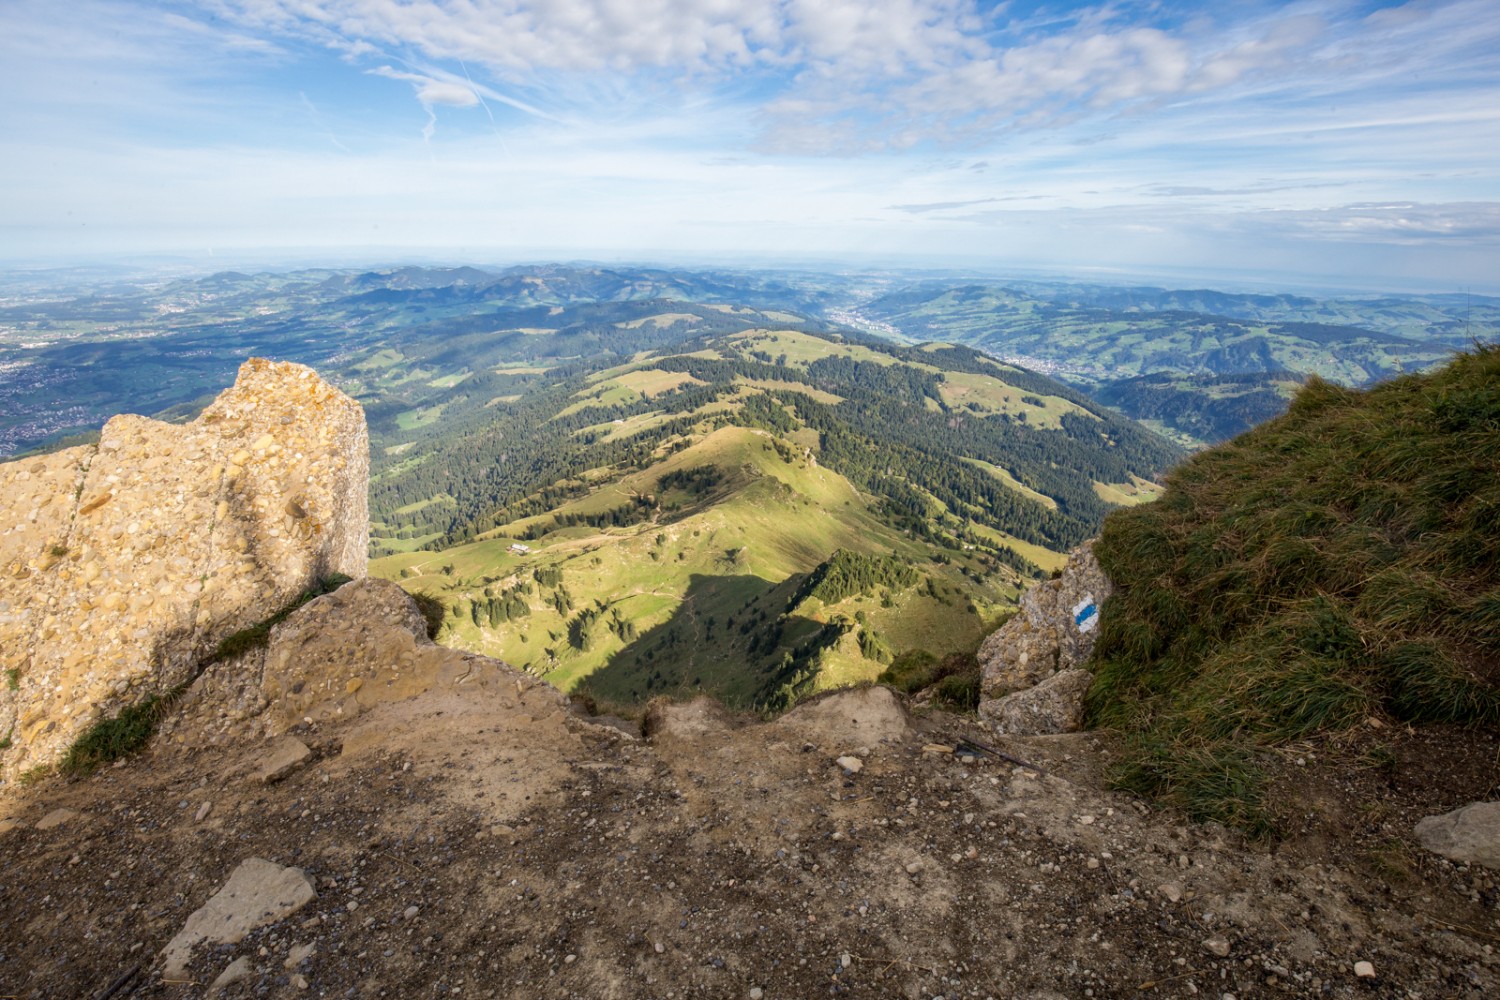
[364,326,1180,559]
[857,282,1482,445]
[2,261,1185,709]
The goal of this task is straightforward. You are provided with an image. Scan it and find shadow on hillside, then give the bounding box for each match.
[577,571,842,711]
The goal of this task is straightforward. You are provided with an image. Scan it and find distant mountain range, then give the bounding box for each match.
[3,263,1490,456]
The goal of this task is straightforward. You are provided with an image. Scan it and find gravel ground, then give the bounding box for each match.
[1,682,1496,1000]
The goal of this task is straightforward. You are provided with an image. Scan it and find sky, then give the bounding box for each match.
[2,0,1498,289]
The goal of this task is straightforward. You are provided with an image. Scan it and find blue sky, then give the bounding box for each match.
[2,0,1497,288]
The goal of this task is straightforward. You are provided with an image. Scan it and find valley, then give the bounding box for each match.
[1,261,1488,708]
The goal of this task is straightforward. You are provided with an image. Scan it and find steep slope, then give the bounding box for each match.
[371,329,1179,708]
[1085,345,1500,832]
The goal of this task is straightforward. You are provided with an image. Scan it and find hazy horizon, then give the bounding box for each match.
[3,1,1497,291]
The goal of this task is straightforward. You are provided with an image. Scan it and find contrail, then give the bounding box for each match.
[459,59,496,126]
[299,91,352,152]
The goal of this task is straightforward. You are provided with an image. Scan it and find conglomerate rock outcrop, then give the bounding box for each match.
[161,577,559,748]
[977,542,1112,734]
[0,359,367,781]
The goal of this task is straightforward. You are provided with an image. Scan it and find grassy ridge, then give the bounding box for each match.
[1086,346,1500,834]
[374,425,1024,709]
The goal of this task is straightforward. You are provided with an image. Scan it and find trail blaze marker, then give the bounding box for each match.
[1073,596,1099,633]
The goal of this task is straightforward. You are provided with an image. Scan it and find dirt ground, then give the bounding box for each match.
[1,677,1497,1000]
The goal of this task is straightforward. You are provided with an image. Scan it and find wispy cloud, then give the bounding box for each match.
[2,0,1497,288]
[889,197,1004,213]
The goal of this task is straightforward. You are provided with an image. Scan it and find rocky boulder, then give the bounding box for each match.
[986,668,1093,736]
[0,359,368,781]
[1414,801,1500,870]
[162,576,554,746]
[977,543,1111,730]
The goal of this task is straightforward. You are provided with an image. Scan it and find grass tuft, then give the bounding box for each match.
[877,649,981,712]
[1088,345,1500,836]
[57,685,186,777]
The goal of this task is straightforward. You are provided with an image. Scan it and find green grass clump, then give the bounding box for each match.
[5,668,18,692]
[878,649,982,711]
[1087,346,1500,835]
[58,687,185,777]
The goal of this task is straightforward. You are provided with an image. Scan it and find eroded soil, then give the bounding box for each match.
[1,682,1497,1000]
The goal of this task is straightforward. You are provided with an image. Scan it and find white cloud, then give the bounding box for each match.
[371,67,479,107]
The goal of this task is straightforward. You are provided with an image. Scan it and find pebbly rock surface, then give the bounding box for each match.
[988,668,1094,736]
[3,678,1495,998]
[158,576,569,751]
[0,359,368,782]
[977,542,1111,728]
[643,694,738,742]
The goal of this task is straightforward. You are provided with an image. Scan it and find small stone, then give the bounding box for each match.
[292,973,309,989]
[161,858,317,978]
[35,808,79,831]
[564,953,577,964]
[1158,882,1183,903]
[1354,961,1375,979]
[1202,936,1231,958]
[255,737,311,784]
[195,801,214,823]
[749,989,764,1000]
[904,861,922,874]
[284,942,315,968]
[208,956,253,993]
[835,755,863,773]
[1415,801,1500,869]
[840,953,852,969]
[403,905,420,920]
[654,941,665,953]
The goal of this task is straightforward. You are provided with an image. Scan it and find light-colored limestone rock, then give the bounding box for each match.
[1414,801,1500,869]
[977,542,1111,730]
[982,668,1093,735]
[161,857,316,977]
[34,807,80,831]
[0,359,367,782]
[644,695,736,742]
[209,956,254,993]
